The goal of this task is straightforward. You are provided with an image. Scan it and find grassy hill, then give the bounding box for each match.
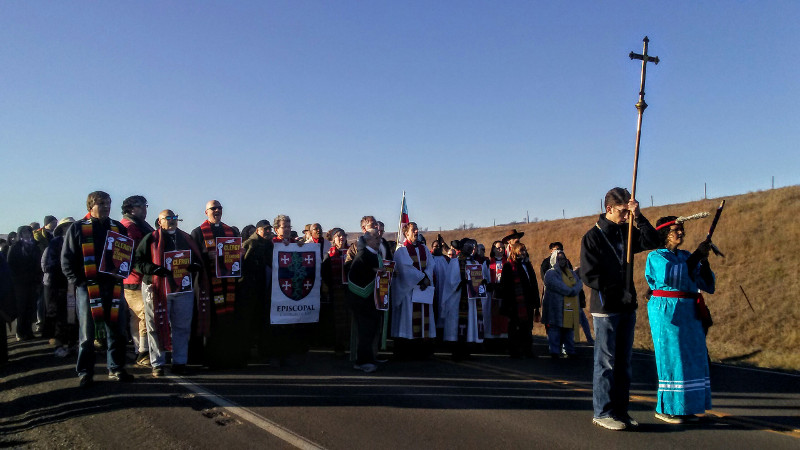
[434,185,800,372]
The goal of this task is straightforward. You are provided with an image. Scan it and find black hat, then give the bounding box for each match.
[256,219,272,229]
[501,229,524,244]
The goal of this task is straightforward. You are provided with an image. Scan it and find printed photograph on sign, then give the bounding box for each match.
[375,271,391,311]
[466,263,487,299]
[98,230,134,278]
[215,237,242,278]
[164,250,192,294]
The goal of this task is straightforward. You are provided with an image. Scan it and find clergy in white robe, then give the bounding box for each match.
[442,239,485,346]
[391,223,437,341]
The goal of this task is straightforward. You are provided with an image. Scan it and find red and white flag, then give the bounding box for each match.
[397,191,410,248]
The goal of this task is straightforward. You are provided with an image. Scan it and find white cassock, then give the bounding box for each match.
[478,261,498,338]
[430,254,450,329]
[442,257,484,343]
[391,244,437,339]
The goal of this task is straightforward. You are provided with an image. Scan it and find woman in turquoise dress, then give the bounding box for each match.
[646,215,715,424]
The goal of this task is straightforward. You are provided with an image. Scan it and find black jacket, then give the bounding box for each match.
[61,217,128,288]
[579,213,659,314]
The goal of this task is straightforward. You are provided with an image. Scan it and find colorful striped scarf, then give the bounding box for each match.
[80,217,122,338]
[200,220,236,315]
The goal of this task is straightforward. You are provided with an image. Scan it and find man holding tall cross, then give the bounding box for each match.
[580,188,660,430]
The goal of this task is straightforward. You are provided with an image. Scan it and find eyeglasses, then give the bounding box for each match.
[207,206,222,211]
[614,207,630,216]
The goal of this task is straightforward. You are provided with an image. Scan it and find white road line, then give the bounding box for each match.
[171,376,325,450]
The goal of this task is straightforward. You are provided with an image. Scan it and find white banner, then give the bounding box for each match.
[270,243,321,324]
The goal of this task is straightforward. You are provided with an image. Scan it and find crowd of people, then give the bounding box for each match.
[0,186,716,430]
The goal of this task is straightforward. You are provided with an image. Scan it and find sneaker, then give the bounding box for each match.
[683,414,701,423]
[136,352,151,367]
[620,414,639,428]
[353,363,377,373]
[655,412,684,424]
[592,416,627,431]
[79,374,94,388]
[108,370,134,382]
[152,367,165,378]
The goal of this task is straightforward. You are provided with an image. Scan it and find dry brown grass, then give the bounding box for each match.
[436,185,800,372]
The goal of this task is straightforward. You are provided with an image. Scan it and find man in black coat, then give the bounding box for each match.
[346,229,383,373]
[580,187,660,431]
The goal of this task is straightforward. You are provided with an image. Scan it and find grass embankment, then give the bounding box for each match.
[435,185,800,372]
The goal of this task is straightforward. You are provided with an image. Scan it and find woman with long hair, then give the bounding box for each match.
[646,215,715,424]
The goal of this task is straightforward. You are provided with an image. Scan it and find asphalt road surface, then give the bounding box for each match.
[2,336,799,449]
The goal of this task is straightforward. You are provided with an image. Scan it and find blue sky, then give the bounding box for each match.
[2,1,798,235]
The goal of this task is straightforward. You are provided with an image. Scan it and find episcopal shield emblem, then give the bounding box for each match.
[277,251,316,301]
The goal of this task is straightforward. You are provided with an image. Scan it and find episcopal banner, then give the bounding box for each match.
[215,237,242,278]
[466,263,487,300]
[374,260,395,311]
[98,231,134,278]
[271,243,321,324]
[164,250,192,294]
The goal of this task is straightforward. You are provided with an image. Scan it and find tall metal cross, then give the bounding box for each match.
[625,36,659,265]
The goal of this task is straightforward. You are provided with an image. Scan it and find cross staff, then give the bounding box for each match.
[626,36,659,265]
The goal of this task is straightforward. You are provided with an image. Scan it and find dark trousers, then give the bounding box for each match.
[13,282,39,339]
[346,292,380,365]
[507,316,534,357]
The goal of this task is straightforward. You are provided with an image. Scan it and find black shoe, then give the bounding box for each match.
[79,374,94,388]
[109,370,134,382]
[171,364,187,375]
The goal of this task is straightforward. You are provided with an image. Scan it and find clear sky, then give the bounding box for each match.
[2,1,798,235]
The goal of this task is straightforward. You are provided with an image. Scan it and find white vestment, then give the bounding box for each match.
[442,257,485,343]
[391,244,437,339]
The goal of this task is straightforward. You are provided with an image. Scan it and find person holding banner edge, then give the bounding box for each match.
[136,209,206,376]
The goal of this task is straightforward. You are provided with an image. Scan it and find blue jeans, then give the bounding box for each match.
[76,284,129,377]
[546,326,575,355]
[143,283,195,367]
[579,310,594,343]
[592,311,636,419]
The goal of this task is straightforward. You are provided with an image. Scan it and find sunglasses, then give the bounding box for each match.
[207,206,223,211]
[163,215,180,221]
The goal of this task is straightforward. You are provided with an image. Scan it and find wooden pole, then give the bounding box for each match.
[626,36,659,265]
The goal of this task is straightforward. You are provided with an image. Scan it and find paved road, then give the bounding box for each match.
[2,337,798,449]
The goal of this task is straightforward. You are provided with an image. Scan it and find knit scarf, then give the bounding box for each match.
[489,257,508,334]
[457,256,484,341]
[80,216,122,337]
[200,220,236,316]
[150,228,212,346]
[329,246,346,286]
[561,269,580,336]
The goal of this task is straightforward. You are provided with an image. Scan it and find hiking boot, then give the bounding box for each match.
[108,370,134,382]
[592,416,627,431]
